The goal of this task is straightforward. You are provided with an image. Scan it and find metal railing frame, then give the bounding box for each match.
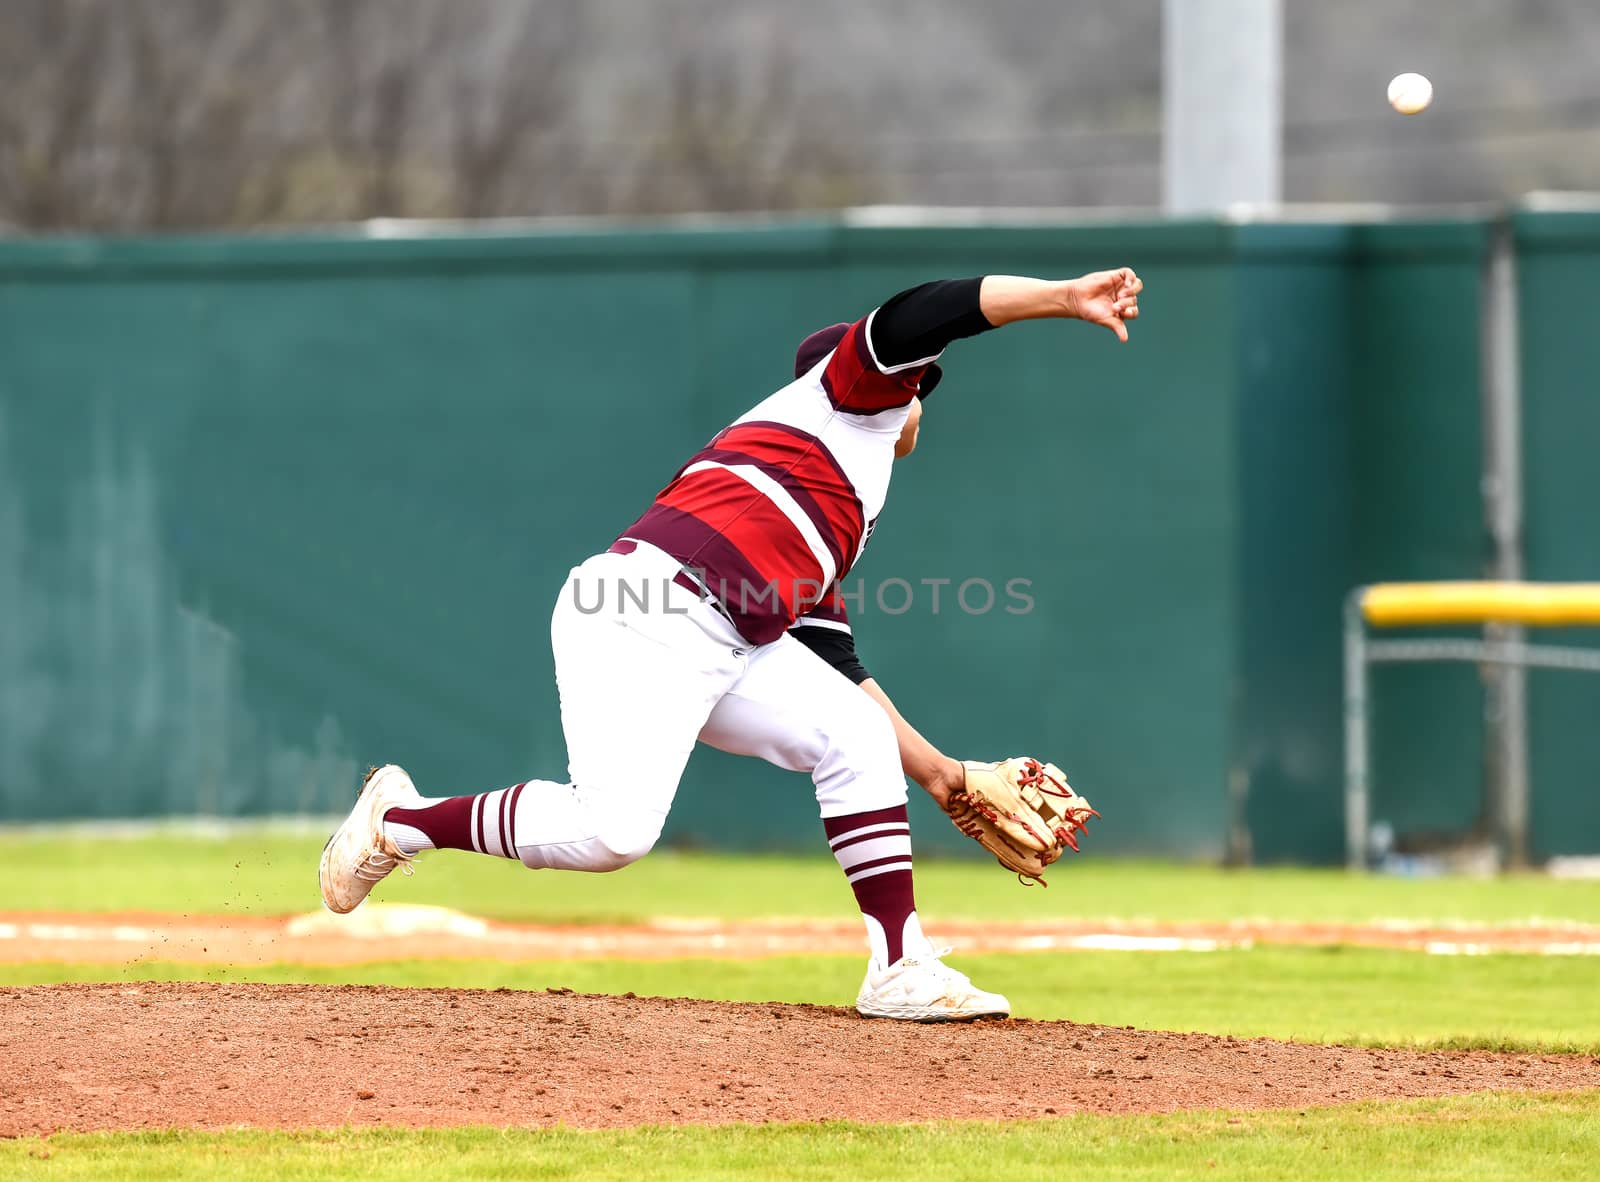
[1343,590,1600,870]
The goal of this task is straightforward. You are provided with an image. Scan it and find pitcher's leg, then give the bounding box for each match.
[515,566,743,870]
[697,635,905,817]
[402,556,742,872]
[698,636,931,965]
[321,553,744,911]
[698,635,1008,1019]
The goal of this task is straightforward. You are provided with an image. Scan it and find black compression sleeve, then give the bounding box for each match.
[868,277,995,368]
[789,626,872,686]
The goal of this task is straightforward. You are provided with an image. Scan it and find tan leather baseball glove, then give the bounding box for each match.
[945,756,1098,886]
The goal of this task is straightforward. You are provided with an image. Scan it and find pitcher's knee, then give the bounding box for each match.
[586,818,663,871]
[834,700,899,767]
[814,700,905,813]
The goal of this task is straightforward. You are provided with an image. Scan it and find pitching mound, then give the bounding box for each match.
[5,982,1597,1133]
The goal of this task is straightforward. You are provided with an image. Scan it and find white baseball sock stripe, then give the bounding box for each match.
[486,790,512,857]
[480,790,502,858]
[833,834,913,872]
[485,793,501,856]
[469,795,485,854]
[846,860,914,885]
[827,821,910,849]
[493,788,512,859]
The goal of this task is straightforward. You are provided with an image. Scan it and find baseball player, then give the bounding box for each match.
[321,270,1141,1021]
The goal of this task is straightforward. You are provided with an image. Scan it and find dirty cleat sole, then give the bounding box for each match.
[318,764,421,914]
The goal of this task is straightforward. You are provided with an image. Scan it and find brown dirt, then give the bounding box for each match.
[5,910,1600,965]
[3,981,1597,1134]
[6,913,1598,1133]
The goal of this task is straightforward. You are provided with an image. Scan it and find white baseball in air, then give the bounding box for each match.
[1387,72,1433,115]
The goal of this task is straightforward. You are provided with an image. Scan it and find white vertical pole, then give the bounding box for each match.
[1163,0,1284,214]
[1481,216,1530,868]
[1344,594,1371,871]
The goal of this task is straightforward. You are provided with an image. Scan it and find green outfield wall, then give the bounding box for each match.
[1337,221,1493,859]
[1514,209,1600,857]
[0,213,1591,861]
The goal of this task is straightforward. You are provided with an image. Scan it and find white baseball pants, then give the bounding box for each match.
[511,543,906,872]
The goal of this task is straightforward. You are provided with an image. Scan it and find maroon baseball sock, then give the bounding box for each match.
[383,783,529,860]
[824,804,930,966]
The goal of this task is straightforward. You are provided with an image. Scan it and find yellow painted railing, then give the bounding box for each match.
[1359,582,1600,628]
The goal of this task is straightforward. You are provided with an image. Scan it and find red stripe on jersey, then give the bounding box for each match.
[699,421,866,569]
[621,502,824,645]
[690,447,847,575]
[623,503,768,598]
[710,420,854,488]
[819,317,928,415]
[656,467,826,590]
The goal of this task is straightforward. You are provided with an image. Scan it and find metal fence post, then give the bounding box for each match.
[1343,592,1370,871]
[1480,214,1530,868]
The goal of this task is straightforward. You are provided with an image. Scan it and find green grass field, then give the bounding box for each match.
[7,1093,1599,1181]
[6,830,1599,925]
[8,830,1600,1179]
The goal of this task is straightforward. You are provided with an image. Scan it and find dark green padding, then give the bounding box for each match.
[1,213,1572,862]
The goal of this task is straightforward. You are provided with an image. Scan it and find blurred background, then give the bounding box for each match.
[1,0,1598,869]
[4,0,1600,230]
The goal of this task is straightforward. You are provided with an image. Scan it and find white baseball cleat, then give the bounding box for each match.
[318,764,422,914]
[855,947,1011,1022]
